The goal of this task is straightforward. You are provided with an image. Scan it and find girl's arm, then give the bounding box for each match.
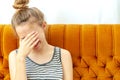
[9,51,27,80]
[61,49,73,80]
[9,31,39,80]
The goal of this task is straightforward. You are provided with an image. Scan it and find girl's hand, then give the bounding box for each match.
[17,31,40,58]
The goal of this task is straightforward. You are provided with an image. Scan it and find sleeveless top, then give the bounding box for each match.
[16,47,63,80]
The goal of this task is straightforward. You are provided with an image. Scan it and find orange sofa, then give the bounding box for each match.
[1,24,120,80]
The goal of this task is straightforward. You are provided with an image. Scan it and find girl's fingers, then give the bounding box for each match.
[27,34,39,46]
[24,31,36,41]
[23,31,39,45]
[20,31,40,49]
[26,33,38,44]
[30,39,40,48]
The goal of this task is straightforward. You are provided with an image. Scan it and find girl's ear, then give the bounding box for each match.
[42,21,47,29]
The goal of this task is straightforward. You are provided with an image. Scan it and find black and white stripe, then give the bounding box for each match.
[25,47,63,80]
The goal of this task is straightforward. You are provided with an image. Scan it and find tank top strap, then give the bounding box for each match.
[53,47,62,62]
[54,47,60,53]
[15,49,18,54]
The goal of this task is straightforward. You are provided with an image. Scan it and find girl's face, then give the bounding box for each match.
[15,21,46,49]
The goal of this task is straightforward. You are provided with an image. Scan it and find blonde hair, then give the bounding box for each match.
[11,0,44,28]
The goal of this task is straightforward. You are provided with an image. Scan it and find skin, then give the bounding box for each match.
[9,17,73,80]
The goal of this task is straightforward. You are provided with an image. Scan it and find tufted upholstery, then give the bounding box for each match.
[0,24,120,80]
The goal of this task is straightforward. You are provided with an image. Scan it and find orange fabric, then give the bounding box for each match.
[0,24,120,80]
[0,25,4,79]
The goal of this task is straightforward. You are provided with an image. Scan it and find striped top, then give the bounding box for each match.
[16,47,63,80]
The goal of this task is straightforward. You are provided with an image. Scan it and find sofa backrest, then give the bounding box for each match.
[0,24,120,80]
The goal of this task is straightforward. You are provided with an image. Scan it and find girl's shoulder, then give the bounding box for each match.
[9,49,17,59]
[60,48,71,60]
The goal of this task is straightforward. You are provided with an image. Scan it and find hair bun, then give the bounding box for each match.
[13,0,29,10]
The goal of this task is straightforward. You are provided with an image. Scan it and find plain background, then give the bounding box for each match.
[0,0,120,24]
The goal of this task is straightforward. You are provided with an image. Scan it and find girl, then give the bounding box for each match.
[9,0,73,80]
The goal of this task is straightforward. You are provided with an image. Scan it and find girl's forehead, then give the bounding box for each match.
[16,25,35,38]
[15,21,41,38]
